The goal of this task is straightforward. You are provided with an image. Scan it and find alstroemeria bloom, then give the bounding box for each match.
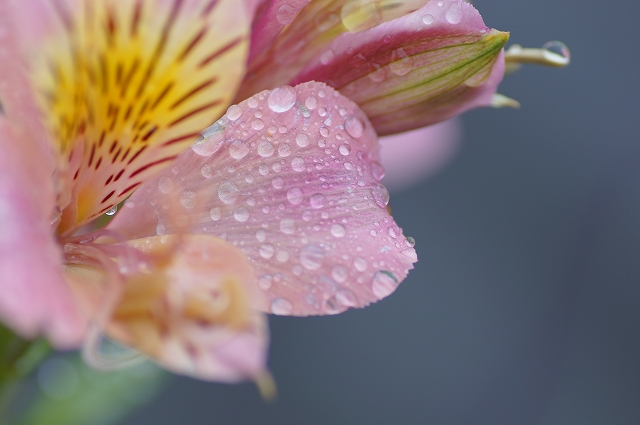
[0,0,423,385]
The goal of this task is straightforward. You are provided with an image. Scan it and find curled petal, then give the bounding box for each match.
[0,118,85,347]
[65,235,269,382]
[292,0,508,135]
[238,0,430,101]
[109,82,417,316]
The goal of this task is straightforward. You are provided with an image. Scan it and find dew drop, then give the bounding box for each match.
[336,289,356,307]
[258,141,275,157]
[209,207,221,221]
[260,244,275,259]
[405,236,416,247]
[229,140,249,159]
[372,183,390,208]
[258,274,272,290]
[291,157,305,172]
[226,104,242,121]
[345,117,364,138]
[276,3,297,25]
[218,181,239,204]
[331,265,348,283]
[268,86,297,113]
[445,2,463,24]
[158,177,174,194]
[247,97,259,108]
[320,49,335,65]
[233,207,249,222]
[422,14,434,25]
[201,164,213,178]
[271,298,293,315]
[276,250,290,262]
[280,218,296,234]
[542,40,571,64]
[368,64,386,82]
[310,193,325,209]
[278,143,292,157]
[304,96,318,110]
[256,229,266,242]
[296,133,310,147]
[354,257,367,272]
[339,144,351,156]
[180,190,196,209]
[105,205,118,216]
[372,270,399,299]
[251,119,265,130]
[192,125,224,156]
[300,244,325,270]
[437,0,444,6]
[287,187,304,205]
[330,223,346,238]
[389,48,413,76]
[272,176,284,189]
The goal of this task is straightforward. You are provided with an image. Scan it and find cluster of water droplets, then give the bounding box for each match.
[129,82,416,316]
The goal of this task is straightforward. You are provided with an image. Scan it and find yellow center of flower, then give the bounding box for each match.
[30,0,249,234]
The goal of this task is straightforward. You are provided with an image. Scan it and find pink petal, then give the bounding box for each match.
[380,119,461,191]
[237,0,430,102]
[0,118,86,348]
[292,0,508,135]
[109,82,417,316]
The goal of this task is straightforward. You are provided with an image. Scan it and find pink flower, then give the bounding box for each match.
[0,0,508,386]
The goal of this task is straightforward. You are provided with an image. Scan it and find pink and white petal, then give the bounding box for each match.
[0,118,86,347]
[113,235,268,382]
[380,118,461,191]
[292,0,508,135]
[237,0,430,101]
[109,82,417,316]
[0,0,56,150]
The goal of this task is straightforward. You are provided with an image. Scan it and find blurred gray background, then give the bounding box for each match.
[123,0,640,423]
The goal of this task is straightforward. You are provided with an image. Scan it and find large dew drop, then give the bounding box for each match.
[300,244,325,270]
[371,270,399,299]
[445,2,463,24]
[268,86,297,113]
[271,298,293,315]
[218,181,239,204]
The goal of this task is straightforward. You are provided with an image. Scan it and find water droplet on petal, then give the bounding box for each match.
[437,1,444,6]
[268,86,297,113]
[296,133,310,147]
[280,218,296,234]
[201,164,213,178]
[336,289,356,307]
[158,177,174,194]
[234,207,249,222]
[272,176,284,189]
[354,257,367,272]
[405,237,416,247]
[260,244,275,259]
[287,187,304,205]
[276,3,297,25]
[226,104,243,121]
[258,141,275,157]
[278,143,292,157]
[330,223,346,238]
[218,181,239,204]
[271,298,293,315]
[320,49,335,65]
[276,250,290,262]
[256,229,266,242]
[180,190,196,209]
[300,244,325,270]
[105,205,118,216]
[445,2,463,24]
[259,274,273,290]
[292,157,305,172]
[209,207,221,221]
[372,183,390,208]
[542,40,571,63]
[310,193,325,209]
[229,140,249,159]
[368,64,386,82]
[372,270,399,299]
[371,161,385,181]
[304,96,318,110]
[345,116,364,138]
[339,144,351,156]
[331,265,349,283]
[389,48,413,76]
[422,14,434,25]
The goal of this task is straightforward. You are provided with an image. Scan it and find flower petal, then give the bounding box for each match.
[109,82,417,316]
[237,0,430,101]
[292,0,508,135]
[3,0,253,233]
[65,235,269,382]
[380,118,461,191]
[0,118,86,348]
